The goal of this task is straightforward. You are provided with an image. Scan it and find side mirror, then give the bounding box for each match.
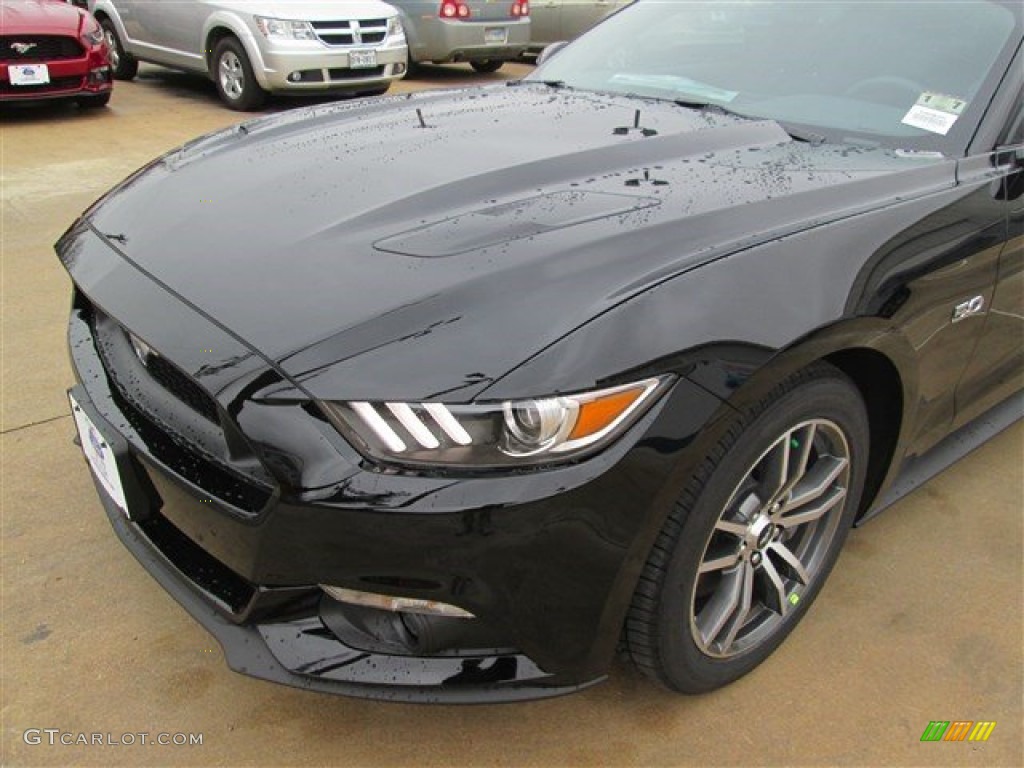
[536,41,569,67]
[995,145,1024,201]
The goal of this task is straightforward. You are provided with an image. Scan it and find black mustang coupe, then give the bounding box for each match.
[59,0,1022,702]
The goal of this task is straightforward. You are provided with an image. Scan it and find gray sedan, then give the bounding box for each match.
[528,0,631,53]
[390,0,530,72]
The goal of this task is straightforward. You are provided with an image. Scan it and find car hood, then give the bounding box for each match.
[83,84,954,402]
[1,0,85,35]
[213,0,397,20]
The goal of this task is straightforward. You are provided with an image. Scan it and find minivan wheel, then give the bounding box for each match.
[100,18,137,80]
[212,37,266,111]
[470,60,503,73]
[625,363,869,693]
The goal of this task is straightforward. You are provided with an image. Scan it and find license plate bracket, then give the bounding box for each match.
[9,63,50,86]
[484,27,508,45]
[349,49,378,69]
[69,390,131,517]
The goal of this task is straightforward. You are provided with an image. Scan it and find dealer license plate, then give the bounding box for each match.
[9,63,50,86]
[69,392,128,515]
[349,50,377,69]
[484,27,508,44]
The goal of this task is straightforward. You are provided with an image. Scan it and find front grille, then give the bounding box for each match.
[310,19,389,47]
[328,66,386,80]
[142,353,220,424]
[83,302,274,516]
[0,75,83,94]
[1,35,83,62]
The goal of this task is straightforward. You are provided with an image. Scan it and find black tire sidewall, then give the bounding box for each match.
[470,60,503,73]
[212,38,265,111]
[101,19,137,80]
[655,374,869,693]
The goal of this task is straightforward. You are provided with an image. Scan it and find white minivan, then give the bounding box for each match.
[90,0,408,109]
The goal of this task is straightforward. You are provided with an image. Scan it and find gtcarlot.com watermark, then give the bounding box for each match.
[23,729,203,747]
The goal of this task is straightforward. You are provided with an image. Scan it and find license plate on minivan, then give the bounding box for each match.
[349,50,377,69]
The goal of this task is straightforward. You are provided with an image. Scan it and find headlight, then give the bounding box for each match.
[254,16,317,41]
[83,22,104,46]
[387,16,405,39]
[323,377,671,469]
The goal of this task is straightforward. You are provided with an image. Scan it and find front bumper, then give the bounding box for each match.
[0,49,112,102]
[248,37,408,93]
[73,386,600,702]
[60,222,723,701]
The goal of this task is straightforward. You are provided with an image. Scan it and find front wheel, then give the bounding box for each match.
[212,37,266,111]
[625,364,869,693]
[100,18,137,80]
[469,60,503,74]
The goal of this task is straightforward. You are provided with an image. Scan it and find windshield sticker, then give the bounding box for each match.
[609,74,738,103]
[901,92,968,136]
[894,149,945,159]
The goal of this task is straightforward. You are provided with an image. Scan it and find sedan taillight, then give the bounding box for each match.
[511,1,529,16]
[439,0,471,19]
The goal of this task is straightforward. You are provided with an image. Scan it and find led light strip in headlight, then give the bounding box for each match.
[323,376,672,469]
[351,401,469,453]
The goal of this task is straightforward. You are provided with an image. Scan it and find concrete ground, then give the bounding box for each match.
[2,63,1022,768]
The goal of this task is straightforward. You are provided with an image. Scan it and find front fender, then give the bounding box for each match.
[393,9,424,61]
[89,1,130,47]
[201,12,270,90]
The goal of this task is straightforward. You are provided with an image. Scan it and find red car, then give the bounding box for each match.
[1,0,111,108]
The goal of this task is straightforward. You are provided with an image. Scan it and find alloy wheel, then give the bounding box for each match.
[104,28,120,70]
[690,419,851,658]
[219,51,244,100]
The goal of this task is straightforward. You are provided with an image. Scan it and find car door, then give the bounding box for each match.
[954,98,1024,426]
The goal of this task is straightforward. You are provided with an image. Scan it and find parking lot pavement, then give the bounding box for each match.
[2,64,1021,767]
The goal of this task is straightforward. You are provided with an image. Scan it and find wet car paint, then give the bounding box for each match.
[57,24,1023,700]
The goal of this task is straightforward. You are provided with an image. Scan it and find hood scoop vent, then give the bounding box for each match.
[374,190,660,258]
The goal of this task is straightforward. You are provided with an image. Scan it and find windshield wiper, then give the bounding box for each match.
[672,99,826,145]
[509,79,569,89]
[777,123,827,145]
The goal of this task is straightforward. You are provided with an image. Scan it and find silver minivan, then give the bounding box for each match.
[90,0,408,109]
[388,0,529,72]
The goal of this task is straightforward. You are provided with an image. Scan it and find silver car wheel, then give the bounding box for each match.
[690,418,851,658]
[218,51,245,100]
[104,29,120,70]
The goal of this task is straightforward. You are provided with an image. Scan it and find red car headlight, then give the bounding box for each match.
[82,19,104,46]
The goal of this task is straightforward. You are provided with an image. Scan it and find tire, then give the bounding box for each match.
[100,18,137,80]
[624,363,869,693]
[76,92,111,109]
[469,60,503,74]
[212,37,266,111]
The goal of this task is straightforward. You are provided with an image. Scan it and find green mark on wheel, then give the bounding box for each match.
[788,593,800,606]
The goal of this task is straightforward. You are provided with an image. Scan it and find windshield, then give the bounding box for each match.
[529,0,1021,153]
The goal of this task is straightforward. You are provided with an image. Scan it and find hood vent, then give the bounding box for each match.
[374,190,660,258]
